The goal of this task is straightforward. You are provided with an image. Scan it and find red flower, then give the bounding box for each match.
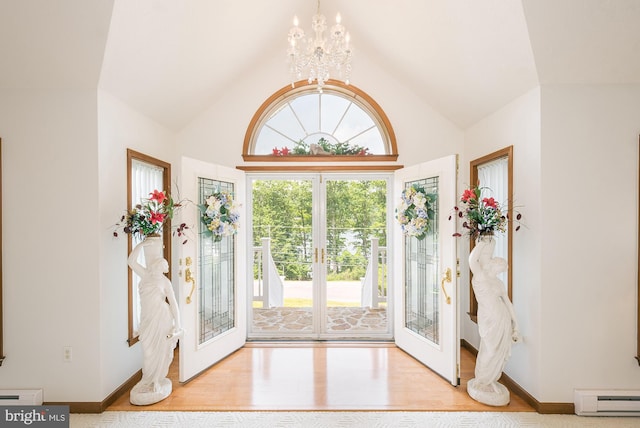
[281,146,290,156]
[461,189,475,202]
[272,147,281,155]
[482,197,497,208]
[149,190,167,203]
[149,212,166,225]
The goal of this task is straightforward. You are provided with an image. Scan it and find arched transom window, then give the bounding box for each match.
[243,80,397,162]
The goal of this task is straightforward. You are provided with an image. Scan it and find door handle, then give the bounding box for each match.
[185,267,196,304]
[441,268,452,305]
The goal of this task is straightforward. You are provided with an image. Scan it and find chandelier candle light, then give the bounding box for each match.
[287,0,353,91]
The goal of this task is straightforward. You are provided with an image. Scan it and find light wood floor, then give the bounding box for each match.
[107,343,535,412]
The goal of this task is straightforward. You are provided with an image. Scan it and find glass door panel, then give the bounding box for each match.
[198,178,235,343]
[250,178,316,338]
[323,178,390,338]
[404,177,440,345]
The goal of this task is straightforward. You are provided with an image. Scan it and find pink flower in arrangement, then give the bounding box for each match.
[482,197,497,208]
[450,184,524,240]
[280,146,290,156]
[461,189,475,202]
[149,189,167,203]
[149,212,166,225]
[114,189,189,242]
[272,147,281,155]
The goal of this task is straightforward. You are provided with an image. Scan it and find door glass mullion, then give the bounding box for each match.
[198,177,236,344]
[403,177,440,345]
[315,176,326,336]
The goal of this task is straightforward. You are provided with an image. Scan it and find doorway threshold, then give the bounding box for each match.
[245,340,396,348]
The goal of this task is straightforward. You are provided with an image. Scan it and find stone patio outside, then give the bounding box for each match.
[252,306,387,334]
[251,280,388,335]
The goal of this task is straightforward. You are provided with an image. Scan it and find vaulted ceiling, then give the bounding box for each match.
[1,0,639,131]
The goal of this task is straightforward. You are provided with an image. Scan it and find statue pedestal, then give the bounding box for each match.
[130,378,172,406]
[467,378,510,406]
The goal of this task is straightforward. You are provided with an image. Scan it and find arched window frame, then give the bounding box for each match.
[242,80,398,163]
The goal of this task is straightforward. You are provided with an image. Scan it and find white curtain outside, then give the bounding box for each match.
[477,157,509,289]
[131,159,165,336]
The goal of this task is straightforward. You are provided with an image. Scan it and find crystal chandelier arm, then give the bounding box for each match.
[287,0,353,90]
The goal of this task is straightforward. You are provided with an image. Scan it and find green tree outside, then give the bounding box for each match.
[252,179,387,282]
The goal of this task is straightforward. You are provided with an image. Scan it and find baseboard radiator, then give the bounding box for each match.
[575,389,640,416]
[0,389,43,406]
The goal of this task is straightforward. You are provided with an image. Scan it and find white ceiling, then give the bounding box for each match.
[1,0,640,131]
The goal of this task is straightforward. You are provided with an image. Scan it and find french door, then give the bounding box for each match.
[247,173,392,340]
[393,156,459,385]
[178,157,458,386]
[178,157,246,382]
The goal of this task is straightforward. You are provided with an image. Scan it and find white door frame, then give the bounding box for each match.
[246,172,394,341]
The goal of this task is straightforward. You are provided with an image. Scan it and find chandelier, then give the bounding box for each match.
[287,0,352,91]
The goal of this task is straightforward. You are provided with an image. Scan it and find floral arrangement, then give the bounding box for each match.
[272,138,370,156]
[114,190,188,242]
[199,190,240,242]
[451,185,521,240]
[395,184,435,240]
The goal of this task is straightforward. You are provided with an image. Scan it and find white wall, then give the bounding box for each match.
[0,87,177,404]
[464,84,640,404]
[463,88,542,398]
[177,47,464,168]
[539,84,640,401]
[176,48,285,167]
[0,88,102,401]
[97,91,177,400]
[344,52,464,167]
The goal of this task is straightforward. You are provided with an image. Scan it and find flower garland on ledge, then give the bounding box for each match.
[114,190,188,242]
[395,184,436,240]
[272,138,370,156]
[199,190,240,242]
[450,185,522,240]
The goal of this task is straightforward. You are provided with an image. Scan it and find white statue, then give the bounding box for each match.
[467,236,521,406]
[127,238,183,405]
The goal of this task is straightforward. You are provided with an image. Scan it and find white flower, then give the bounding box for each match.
[413,193,426,209]
[201,192,240,241]
[396,185,432,240]
[206,195,222,212]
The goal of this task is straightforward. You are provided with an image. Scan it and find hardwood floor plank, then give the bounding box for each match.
[107,345,535,412]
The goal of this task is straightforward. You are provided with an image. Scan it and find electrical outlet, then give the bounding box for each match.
[63,346,72,362]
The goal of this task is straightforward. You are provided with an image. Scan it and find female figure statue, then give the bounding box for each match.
[127,238,183,405]
[467,236,520,406]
